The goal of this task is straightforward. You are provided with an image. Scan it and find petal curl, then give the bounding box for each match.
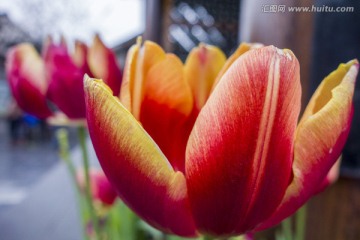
[258,60,358,230]
[88,35,122,96]
[186,46,301,236]
[184,44,226,112]
[140,54,193,172]
[84,77,197,237]
[6,44,52,119]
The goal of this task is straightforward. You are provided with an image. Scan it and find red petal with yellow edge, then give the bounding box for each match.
[84,77,197,237]
[45,43,86,119]
[186,46,301,236]
[184,44,226,112]
[131,40,166,120]
[212,42,263,90]
[6,44,53,119]
[140,54,193,173]
[88,35,122,96]
[257,60,358,230]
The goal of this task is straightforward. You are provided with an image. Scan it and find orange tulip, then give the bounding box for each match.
[84,40,358,237]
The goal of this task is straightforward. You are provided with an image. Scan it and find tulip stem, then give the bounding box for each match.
[56,128,77,187]
[281,217,293,240]
[56,128,89,240]
[203,236,214,240]
[295,205,307,240]
[78,126,100,240]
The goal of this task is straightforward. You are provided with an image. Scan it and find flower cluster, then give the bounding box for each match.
[6,35,122,120]
[6,36,358,238]
[84,39,358,237]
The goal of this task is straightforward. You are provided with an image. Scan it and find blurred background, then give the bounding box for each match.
[0,0,359,239]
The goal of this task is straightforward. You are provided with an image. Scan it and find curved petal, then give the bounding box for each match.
[185,46,301,236]
[140,53,193,172]
[88,35,122,96]
[5,43,52,119]
[258,60,358,230]
[45,43,86,119]
[119,39,140,111]
[212,42,263,90]
[84,77,197,237]
[184,44,226,112]
[131,40,166,119]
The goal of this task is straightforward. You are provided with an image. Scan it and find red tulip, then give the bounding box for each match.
[5,44,53,119]
[6,35,122,121]
[44,38,89,119]
[84,41,358,238]
[77,169,117,206]
[88,34,122,96]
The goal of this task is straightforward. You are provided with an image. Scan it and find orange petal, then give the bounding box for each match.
[84,76,197,237]
[258,60,358,230]
[6,43,52,118]
[88,34,122,96]
[131,39,166,119]
[119,39,140,111]
[140,54,193,172]
[184,44,226,112]
[212,42,263,90]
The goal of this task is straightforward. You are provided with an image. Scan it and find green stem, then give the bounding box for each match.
[295,205,307,240]
[78,126,100,240]
[56,128,77,186]
[281,216,293,240]
[203,236,215,240]
[56,128,89,240]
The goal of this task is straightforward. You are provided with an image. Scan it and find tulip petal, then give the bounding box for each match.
[140,54,193,172]
[45,43,86,119]
[73,40,92,75]
[84,77,197,237]
[258,60,358,230]
[184,44,226,111]
[6,44,52,119]
[119,40,140,111]
[131,40,166,120]
[88,35,122,96]
[315,156,341,194]
[212,42,263,90]
[186,46,301,236]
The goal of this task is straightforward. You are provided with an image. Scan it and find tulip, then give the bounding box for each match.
[88,34,122,96]
[84,40,358,238]
[44,38,90,119]
[5,44,53,119]
[6,35,122,121]
[77,169,118,206]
